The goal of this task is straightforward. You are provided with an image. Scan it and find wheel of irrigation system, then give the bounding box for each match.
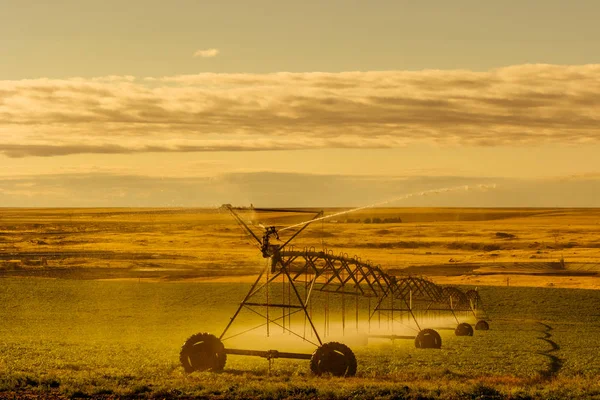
[310,342,357,377]
[415,329,442,349]
[475,320,490,330]
[455,322,474,336]
[179,332,227,373]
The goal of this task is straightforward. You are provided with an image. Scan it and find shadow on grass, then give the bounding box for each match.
[536,322,564,379]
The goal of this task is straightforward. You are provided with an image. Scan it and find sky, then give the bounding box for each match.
[1,0,600,207]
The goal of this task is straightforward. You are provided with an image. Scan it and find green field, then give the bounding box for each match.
[2,278,600,399]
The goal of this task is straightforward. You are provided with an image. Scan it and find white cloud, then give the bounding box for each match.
[193,48,219,58]
[0,64,599,157]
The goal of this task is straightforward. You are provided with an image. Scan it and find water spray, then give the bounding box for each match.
[279,183,496,233]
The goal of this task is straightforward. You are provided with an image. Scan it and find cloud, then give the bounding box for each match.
[1,64,599,157]
[193,48,219,58]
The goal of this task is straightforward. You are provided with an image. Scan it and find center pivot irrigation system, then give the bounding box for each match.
[180,205,490,377]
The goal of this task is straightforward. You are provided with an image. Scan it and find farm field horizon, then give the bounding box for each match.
[1,207,600,288]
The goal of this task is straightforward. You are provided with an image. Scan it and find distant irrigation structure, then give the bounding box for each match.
[179,204,490,377]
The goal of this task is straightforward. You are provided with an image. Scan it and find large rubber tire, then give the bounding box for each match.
[180,332,226,373]
[310,342,357,377]
[475,320,490,331]
[415,329,442,349]
[455,322,474,336]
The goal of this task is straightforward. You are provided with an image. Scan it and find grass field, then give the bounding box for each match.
[1,278,600,399]
[1,207,600,399]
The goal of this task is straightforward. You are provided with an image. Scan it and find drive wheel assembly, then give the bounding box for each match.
[455,322,474,336]
[415,329,442,349]
[475,320,490,330]
[310,342,357,377]
[180,332,226,373]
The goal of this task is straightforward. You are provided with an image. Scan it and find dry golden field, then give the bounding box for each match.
[1,207,600,288]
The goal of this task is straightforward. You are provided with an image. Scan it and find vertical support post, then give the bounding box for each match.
[282,267,322,345]
[450,295,460,324]
[404,296,421,332]
[387,290,391,330]
[355,293,359,333]
[390,286,394,333]
[304,272,308,339]
[288,277,292,333]
[368,296,371,333]
[469,298,478,319]
[282,274,285,333]
[266,264,270,337]
[342,287,346,336]
[309,275,313,338]
[325,290,329,337]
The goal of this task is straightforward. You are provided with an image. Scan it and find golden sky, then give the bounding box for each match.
[1,1,599,207]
